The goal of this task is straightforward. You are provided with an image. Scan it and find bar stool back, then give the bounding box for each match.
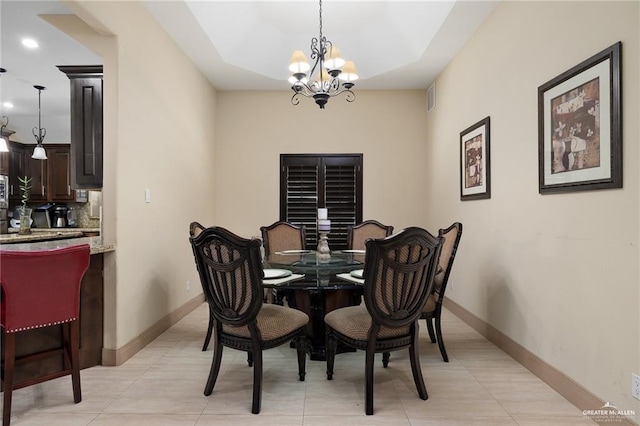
[1,244,90,426]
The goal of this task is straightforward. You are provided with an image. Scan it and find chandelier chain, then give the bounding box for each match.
[318,0,323,41]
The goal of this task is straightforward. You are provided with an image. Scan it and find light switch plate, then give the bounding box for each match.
[145,189,151,203]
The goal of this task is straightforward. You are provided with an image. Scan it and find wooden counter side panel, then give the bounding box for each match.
[1,254,104,384]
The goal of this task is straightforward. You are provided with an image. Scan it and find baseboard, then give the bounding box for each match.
[443,297,637,426]
[101,293,205,366]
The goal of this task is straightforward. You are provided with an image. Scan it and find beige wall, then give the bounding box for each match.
[65,0,217,348]
[214,90,431,238]
[425,0,639,418]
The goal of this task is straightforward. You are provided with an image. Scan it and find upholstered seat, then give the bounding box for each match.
[189,225,309,414]
[1,245,91,426]
[324,227,443,415]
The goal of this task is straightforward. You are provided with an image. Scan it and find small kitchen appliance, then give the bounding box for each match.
[53,205,68,228]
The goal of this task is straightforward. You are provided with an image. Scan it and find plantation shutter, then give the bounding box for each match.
[281,154,362,250]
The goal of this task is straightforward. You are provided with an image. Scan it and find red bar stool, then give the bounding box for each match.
[1,244,90,426]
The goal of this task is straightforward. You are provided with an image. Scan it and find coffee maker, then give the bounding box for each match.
[53,205,68,228]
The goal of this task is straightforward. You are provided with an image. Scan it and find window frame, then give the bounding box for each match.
[280,153,363,250]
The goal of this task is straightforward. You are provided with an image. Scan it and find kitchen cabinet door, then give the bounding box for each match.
[48,146,74,201]
[58,66,103,189]
[8,143,26,201]
[27,154,48,202]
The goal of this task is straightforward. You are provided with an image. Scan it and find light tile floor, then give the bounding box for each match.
[3,303,596,425]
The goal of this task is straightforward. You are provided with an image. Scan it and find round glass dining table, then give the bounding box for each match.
[262,250,366,360]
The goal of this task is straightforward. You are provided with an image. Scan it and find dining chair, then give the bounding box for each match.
[260,221,306,305]
[1,244,91,426]
[347,220,394,251]
[420,222,463,362]
[324,227,443,415]
[189,221,214,351]
[189,226,309,414]
[260,221,307,255]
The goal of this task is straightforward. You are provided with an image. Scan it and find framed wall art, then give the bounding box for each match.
[538,42,622,194]
[460,116,491,201]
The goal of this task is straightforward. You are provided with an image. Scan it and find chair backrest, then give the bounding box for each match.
[347,220,394,251]
[260,221,306,256]
[189,221,206,238]
[363,227,442,329]
[433,222,463,297]
[0,245,91,333]
[189,226,263,327]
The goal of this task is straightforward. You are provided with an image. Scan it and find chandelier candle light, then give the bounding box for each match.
[317,208,331,259]
[289,0,358,109]
[31,85,47,160]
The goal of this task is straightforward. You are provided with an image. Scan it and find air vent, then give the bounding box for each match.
[427,82,436,112]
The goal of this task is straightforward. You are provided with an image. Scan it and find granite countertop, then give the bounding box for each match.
[7,227,100,234]
[0,231,84,244]
[0,236,114,255]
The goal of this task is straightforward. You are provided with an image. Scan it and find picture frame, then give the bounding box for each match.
[538,42,622,194]
[460,116,491,201]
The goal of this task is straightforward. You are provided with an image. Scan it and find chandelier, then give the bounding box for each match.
[31,85,47,160]
[288,0,358,109]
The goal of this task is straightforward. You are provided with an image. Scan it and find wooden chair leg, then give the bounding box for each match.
[204,333,223,396]
[425,317,436,343]
[325,330,337,380]
[296,336,306,381]
[435,312,449,362]
[382,352,390,368]
[2,332,16,426]
[251,349,263,414]
[202,311,213,351]
[409,326,428,401]
[69,321,82,403]
[247,351,253,367]
[365,346,375,415]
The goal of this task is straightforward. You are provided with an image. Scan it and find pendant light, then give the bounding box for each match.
[288,0,358,109]
[31,85,47,160]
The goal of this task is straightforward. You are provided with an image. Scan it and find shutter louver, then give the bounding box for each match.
[284,164,319,247]
[325,164,357,250]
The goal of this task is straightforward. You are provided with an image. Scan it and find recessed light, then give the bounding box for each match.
[22,38,39,49]
[3,102,14,109]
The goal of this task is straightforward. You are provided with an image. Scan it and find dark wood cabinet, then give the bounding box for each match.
[27,154,48,202]
[58,65,103,189]
[7,142,26,201]
[8,143,74,203]
[47,147,74,201]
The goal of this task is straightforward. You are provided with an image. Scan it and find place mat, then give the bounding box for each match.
[263,273,305,286]
[336,273,364,285]
[263,269,293,279]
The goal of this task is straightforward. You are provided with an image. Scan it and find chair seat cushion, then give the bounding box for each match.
[222,304,308,341]
[422,293,437,314]
[325,305,409,341]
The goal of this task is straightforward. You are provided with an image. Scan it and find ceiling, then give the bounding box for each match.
[0,0,498,145]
